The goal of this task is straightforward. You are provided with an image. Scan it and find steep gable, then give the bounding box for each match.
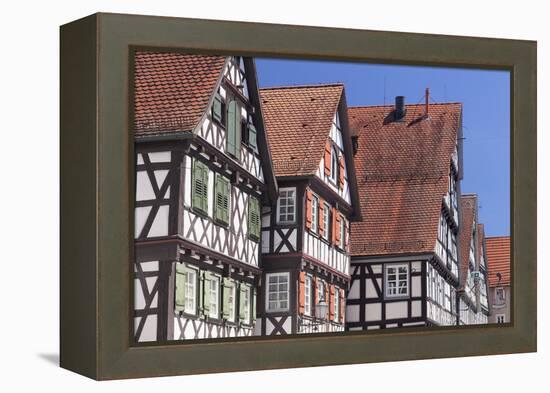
[486,236,511,287]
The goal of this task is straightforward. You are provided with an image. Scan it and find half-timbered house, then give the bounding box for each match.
[346,95,463,330]
[476,223,490,322]
[457,194,489,325]
[257,84,362,335]
[132,52,277,342]
[486,236,510,324]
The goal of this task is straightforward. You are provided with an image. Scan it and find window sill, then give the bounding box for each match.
[191,207,209,220]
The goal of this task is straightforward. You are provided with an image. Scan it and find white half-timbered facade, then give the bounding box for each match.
[257,84,361,335]
[346,97,463,330]
[457,195,489,325]
[133,52,277,342]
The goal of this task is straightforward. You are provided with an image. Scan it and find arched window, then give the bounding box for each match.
[330,146,338,183]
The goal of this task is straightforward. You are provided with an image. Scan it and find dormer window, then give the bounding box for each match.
[330,146,338,183]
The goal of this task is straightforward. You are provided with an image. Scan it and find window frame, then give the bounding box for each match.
[241,284,252,325]
[211,93,226,127]
[304,275,312,316]
[184,267,198,316]
[310,194,319,234]
[339,214,346,249]
[208,274,221,319]
[329,145,339,183]
[322,202,330,240]
[224,278,237,323]
[277,187,296,224]
[385,263,410,298]
[496,287,506,302]
[334,286,340,322]
[317,279,326,304]
[496,314,506,323]
[265,272,290,313]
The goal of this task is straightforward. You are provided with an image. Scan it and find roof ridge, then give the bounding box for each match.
[349,102,462,109]
[260,82,344,91]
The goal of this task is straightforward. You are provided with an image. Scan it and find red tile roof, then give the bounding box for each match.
[486,236,511,287]
[459,194,477,288]
[259,84,344,177]
[348,103,462,256]
[134,52,226,136]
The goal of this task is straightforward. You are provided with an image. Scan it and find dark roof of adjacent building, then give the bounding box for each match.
[459,194,477,288]
[348,102,462,256]
[486,236,511,287]
[259,84,345,177]
[134,52,226,136]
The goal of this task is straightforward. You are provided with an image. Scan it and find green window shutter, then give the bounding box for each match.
[239,284,247,321]
[248,196,260,240]
[201,271,210,315]
[248,123,257,149]
[175,265,186,313]
[222,277,232,320]
[214,175,230,225]
[212,94,223,123]
[193,160,209,214]
[226,100,241,159]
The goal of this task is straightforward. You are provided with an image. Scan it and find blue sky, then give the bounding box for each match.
[256,58,510,237]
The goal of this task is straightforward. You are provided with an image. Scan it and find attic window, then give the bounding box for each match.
[330,146,339,183]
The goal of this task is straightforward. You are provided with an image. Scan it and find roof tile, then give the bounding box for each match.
[486,236,511,287]
[348,103,462,256]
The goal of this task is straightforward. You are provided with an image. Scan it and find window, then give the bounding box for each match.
[266,272,289,312]
[185,269,197,314]
[496,287,506,302]
[304,275,312,316]
[317,280,326,303]
[208,275,220,319]
[226,100,241,159]
[310,195,319,233]
[192,160,209,214]
[330,146,339,183]
[322,203,330,239]
[248,196,260,241]
[334,287,340,321]
[496,314,505,324]
[212,93,225,126]
[385,264,409,297]
[222,278,236,322]
[214,174,230,225]
[175,264,198,315]
[277,188,296,223]
[240,284,252,324]
[339,215,346,248]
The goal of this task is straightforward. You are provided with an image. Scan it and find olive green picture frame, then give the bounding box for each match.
[60,12,536,380]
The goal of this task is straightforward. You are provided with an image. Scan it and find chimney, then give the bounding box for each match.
[394,96,406,121]
[425,88,430,118]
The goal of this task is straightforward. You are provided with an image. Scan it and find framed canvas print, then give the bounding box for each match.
[60,12,536,380]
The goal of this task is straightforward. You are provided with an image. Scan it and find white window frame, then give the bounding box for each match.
[227,281,236,323]
[242,285,251,325]
[277,187,296,224]
[330,145,339,183]
[184,267,198,315]
[339,215,346,248]
[266,272,290,312]
[385,264,409,298]
[334,287,340,321]
[322,203,330,239]
[209,275,220,319]
[496,314,505,323]
[304,275,312,316]
[496,287,506,301]
[317,279,326,303]
[311,194,319,233]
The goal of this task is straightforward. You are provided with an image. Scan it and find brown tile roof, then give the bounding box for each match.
[134,52,226,136]
[348,103,462,256]
[259,84,344,177]
[486,236,511,287]
[459,194,477,288]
